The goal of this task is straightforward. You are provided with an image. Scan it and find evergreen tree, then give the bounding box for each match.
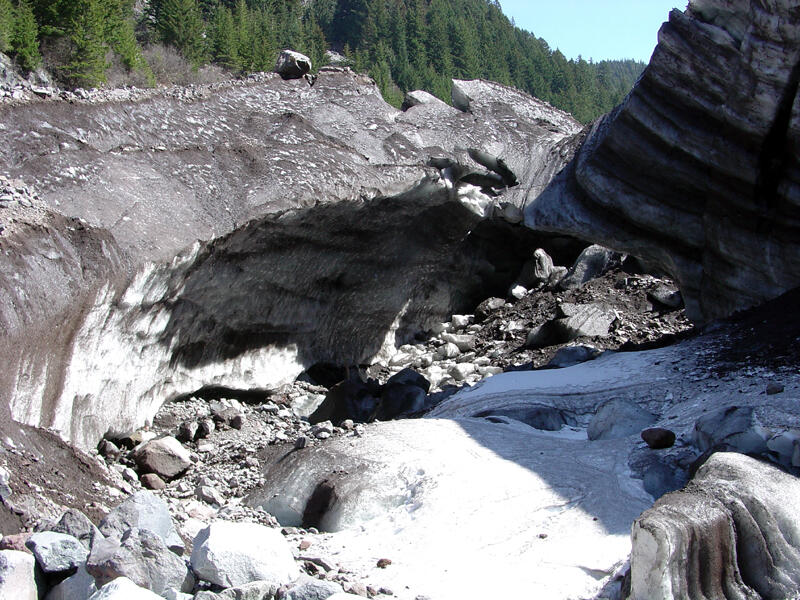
[233,0,252,70]
[210,3,238,69]
[301,14,327,71]
[11,0,41,72]
[0,0,13,53]
[157,0,206,66]
[60,0,109,87]
[249,7,275,71]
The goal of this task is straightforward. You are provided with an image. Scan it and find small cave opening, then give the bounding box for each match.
[180,385,271,404]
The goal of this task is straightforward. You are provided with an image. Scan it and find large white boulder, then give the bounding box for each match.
[88,577,163,599]
[46,564,97,600]
[133,436,192,480]
[0,550,37,600]
[26,531,88,574]
[99,490,184,554]
[190,521,299,588]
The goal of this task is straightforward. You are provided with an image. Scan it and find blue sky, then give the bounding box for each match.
[499,1,686,62]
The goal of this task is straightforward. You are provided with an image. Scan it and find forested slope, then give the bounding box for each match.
[0,0,645,121]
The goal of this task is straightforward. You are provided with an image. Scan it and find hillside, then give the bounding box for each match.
[1,0,645,122]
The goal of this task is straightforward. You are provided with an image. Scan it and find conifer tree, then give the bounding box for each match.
[11,0,41,72]
[301,15,326,71]
[0,0,13,53]
[249,7,275,72]
[233,0,252,70]
[61,0,109,87]
[211,4,238,70]
[157,0,206,66]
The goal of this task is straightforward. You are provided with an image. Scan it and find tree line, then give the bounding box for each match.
[0,0,646,122]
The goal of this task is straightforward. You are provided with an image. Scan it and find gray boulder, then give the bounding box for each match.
[693,406,769,455]
[275,50,311,80]
[0,549,37,600]
[216,580,280,599]
[26,531,88,574]
[386,368,430,393]
[558,246,622,290]
[99,491,184,555]
[286,575,343,600]
[132,436,192,480]
[378,384,426,420]
[647,284,683,309]
[401,90,445,111]
[474,297,506,322]
[86,528,193,595]
[88,577,163,599]
[45,563,97,600]
[588,399,657,441]
[310,379,381,425]
[190,521,299,588]
[440,333,475,352]
[554,303,615,340]
[631,452,800,599]
[46,509,103,550]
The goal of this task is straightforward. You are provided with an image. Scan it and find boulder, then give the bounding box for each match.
[558,246,622,290]
[440,333,475,352]
[434,342,461,360]
[46,509,103,550]
[647,284,683,309]
[87,577,163,600]
[99,491,184,555]
[140,473,166,490]
[45,564,97,600]
[386,368,430,393]
[641,427,676,450]
[554,303,615,340]
[0,550,37,600]
[448,363,476,382]
[275,50,311,80]
[86,528,193,595]
[310,379,381,425]
[285,575,343,600]
[132,436,192,480]
[217,580,281,600]
[401,90,444,111]
[0,532,32,552]
[475,297,506,322]
[588,399,657,441]
[190,521,299,589]
[631,453,800,599]
[693,406,769,455]
[177,420,199,442]
[26,531,88,574]
[377,384,426,420]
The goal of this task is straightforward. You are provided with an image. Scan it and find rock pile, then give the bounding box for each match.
[0,488,387,599]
